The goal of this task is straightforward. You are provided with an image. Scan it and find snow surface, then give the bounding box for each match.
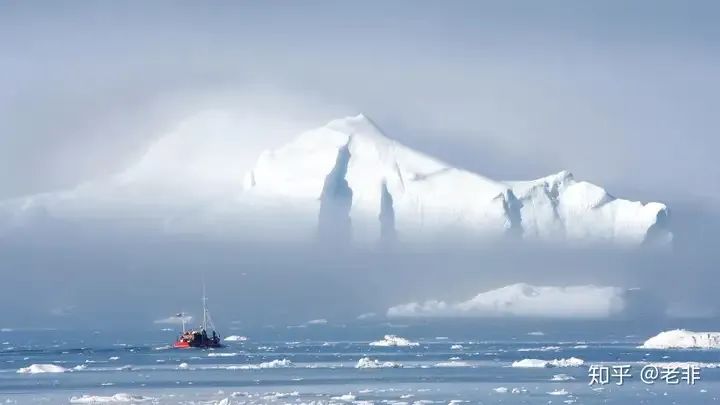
[641,329,720,349]
[511,357,585,368]
[16,364,68,374]
[0,114,671,247]
[369,335,419,347]
[355,357,402,368]
[387,283,626,319]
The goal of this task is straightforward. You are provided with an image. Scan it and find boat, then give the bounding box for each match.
[173,286,224,349]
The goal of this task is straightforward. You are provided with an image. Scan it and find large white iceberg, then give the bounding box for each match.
[244,114,671,245]
[0,114,671,247]
[641,329,720,349]
[387,283,626,319]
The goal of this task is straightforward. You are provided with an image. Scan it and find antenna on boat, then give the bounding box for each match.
[202,277,208,332]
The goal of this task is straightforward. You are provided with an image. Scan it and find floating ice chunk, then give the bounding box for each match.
[369,335,419,347]
[331,393,356,401]
[262,392,299,400]
[551,374,576,381]
[69,393,155,403]
[518,346,560,352]
[641,329,720,349]
[223,335,248,342]
[450,344,464,350]
[16,364,67,374]
[178,362,189,369]
[226,359,293,370]
[108,356,119,361]
[493,387,508,393]
[72,364,88,371]
[511,357,584,368]
[208,352,238,357]
[547,389,570,396]
[528,331,545,336]
[434,361,470,367]
[355,357,402,368]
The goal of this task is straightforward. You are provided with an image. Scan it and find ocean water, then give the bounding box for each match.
[1,321,719,404]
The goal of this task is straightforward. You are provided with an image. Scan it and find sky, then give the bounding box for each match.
[1,1,719,329]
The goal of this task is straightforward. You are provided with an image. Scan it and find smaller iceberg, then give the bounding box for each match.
[369,335,419,347]
[355,357,402,368]
[17,364,68,374]
[641,329,720,349]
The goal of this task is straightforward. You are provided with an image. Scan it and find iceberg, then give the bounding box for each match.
[0,114,671,247]
[387,283,626,319]
[641,329,720,349]
[17,364,68,374]
[369,335,419,347]
[511,357,584,368]
[244,115,671,246]
[355,357,402,369]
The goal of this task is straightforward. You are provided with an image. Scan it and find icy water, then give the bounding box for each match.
[1,321,720,404]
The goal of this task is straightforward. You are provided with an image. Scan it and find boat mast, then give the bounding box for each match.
[202,279,208,331]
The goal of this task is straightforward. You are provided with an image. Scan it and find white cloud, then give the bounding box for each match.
[387,283,626,319]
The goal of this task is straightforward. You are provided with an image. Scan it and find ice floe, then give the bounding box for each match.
[223,335,248,342]
[517,346,560,352]
[369,335,419,347]
[435,360,470,367]
[641,329,720,349]
[331,393,356,401]
[208,352,238,357]
[511,357,584,368]
[16,364,68,374]
[226,359,293,370]
[69,393,155,403]
[355,357,402,368]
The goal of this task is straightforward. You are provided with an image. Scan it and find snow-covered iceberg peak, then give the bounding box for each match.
[641,329,720,349]
[244,114,670,246]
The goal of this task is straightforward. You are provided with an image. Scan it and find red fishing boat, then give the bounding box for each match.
[173,287,224,349]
